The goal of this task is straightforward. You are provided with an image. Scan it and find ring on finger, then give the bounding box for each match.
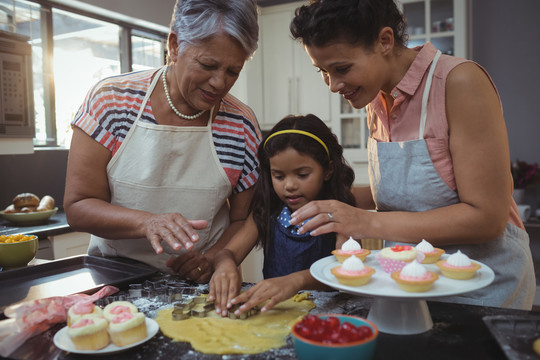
[197,266,202,272]
[327,212,334,222]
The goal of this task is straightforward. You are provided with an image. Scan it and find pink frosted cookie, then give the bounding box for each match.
[331,255,375,286]
[332,237,371,263]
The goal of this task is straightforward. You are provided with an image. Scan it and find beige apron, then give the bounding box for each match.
[88,67,232,274]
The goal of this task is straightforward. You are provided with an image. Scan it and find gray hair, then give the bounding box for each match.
[170,0,259,60]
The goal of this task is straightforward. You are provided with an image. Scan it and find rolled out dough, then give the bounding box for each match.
[155,296,315,354]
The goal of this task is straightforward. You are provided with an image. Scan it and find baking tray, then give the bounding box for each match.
[483,315,540,360]
[0,255,157,314]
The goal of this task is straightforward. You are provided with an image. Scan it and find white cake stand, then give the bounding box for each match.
[310,253,495,335]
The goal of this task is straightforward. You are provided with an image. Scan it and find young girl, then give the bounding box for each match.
[208,114,356,316]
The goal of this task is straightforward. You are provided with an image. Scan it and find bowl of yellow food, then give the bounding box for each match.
[0,234,38,269]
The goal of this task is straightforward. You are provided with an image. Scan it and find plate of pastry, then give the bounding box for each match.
[53,317,159,355]
[310,252,495,299]
[0,207,58,225]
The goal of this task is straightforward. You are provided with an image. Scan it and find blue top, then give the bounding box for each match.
[263,206,335,279]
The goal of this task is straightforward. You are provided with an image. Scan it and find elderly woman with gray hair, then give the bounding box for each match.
[64,0,261,283]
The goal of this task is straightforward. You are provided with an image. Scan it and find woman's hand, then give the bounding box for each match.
[290,199,368,239]
[145,214,208,254]
[228,274,303,315]
[208,253,242,317]
[166,248,212,283]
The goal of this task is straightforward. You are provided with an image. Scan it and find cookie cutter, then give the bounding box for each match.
[227,303,260,320]
[172,296,215,321]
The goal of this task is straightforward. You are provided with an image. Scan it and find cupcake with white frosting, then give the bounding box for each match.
[331,255,375,286]
[391,260,438,292]
[436,250,481,280]
[332,237,371,263]
[415,239,445,264]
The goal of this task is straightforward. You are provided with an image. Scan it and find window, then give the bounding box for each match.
[52,9,121,147]
[0,0,167,148]
[132,33,164,71]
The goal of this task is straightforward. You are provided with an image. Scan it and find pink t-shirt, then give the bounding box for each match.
[368,43,523,229]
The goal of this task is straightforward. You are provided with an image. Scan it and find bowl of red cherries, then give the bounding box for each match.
[291,313,378,360]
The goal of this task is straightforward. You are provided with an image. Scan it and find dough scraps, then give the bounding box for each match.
[155,296,315,354]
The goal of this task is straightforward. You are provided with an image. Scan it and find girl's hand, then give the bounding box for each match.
[145,213,208,254]
[208,259,242,316]
[229,276,300,315]
[166,249,211,283]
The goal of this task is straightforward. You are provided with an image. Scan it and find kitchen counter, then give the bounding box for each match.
[0,210,71,238]
[4,269,536,360]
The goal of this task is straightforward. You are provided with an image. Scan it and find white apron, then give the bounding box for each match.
[88,66,232,274]
[368,51,535,310]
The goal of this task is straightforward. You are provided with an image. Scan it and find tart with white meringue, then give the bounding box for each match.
[415,239,445,264]
[391,260,438,292]
[331,237,371,263]
[436,250,481,280]
[331,255,375,286]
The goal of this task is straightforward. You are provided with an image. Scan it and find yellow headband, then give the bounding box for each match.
[263,129,330,158]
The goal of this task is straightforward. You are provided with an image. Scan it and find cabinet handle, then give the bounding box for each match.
[288,78,292,114]
[296,77,300,114]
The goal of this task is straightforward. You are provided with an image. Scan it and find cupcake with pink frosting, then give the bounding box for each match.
[332,237,371,263]
[67,302,103,326]
[415,239,445,264]
[331,255,375,286]
[436,250,481,280]
[103,301,138,322]
[391,260,438,292]
[67,315,109,350]
[107,311,147,347]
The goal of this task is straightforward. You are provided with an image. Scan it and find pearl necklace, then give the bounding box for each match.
[162,67,206,120]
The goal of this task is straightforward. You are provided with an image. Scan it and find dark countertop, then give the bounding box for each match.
[0,210,71,239]
[3,268,537,360]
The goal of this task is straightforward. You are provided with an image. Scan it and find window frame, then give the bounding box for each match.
[7,0,169,147]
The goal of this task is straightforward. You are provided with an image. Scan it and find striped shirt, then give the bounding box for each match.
[72,68,261,193]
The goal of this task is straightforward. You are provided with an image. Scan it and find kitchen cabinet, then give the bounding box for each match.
[258,2,331,129]
[330,95,370,185]
[241,247,264,283]
[399,0,470,58]
[50,231,91,259]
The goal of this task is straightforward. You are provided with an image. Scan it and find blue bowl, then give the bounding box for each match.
[291,314,378,360]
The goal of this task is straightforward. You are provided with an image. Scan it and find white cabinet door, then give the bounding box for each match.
[294,42,331,123]
[259,2,331,130]
[260,9,295,129]
[50,232,91,259]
